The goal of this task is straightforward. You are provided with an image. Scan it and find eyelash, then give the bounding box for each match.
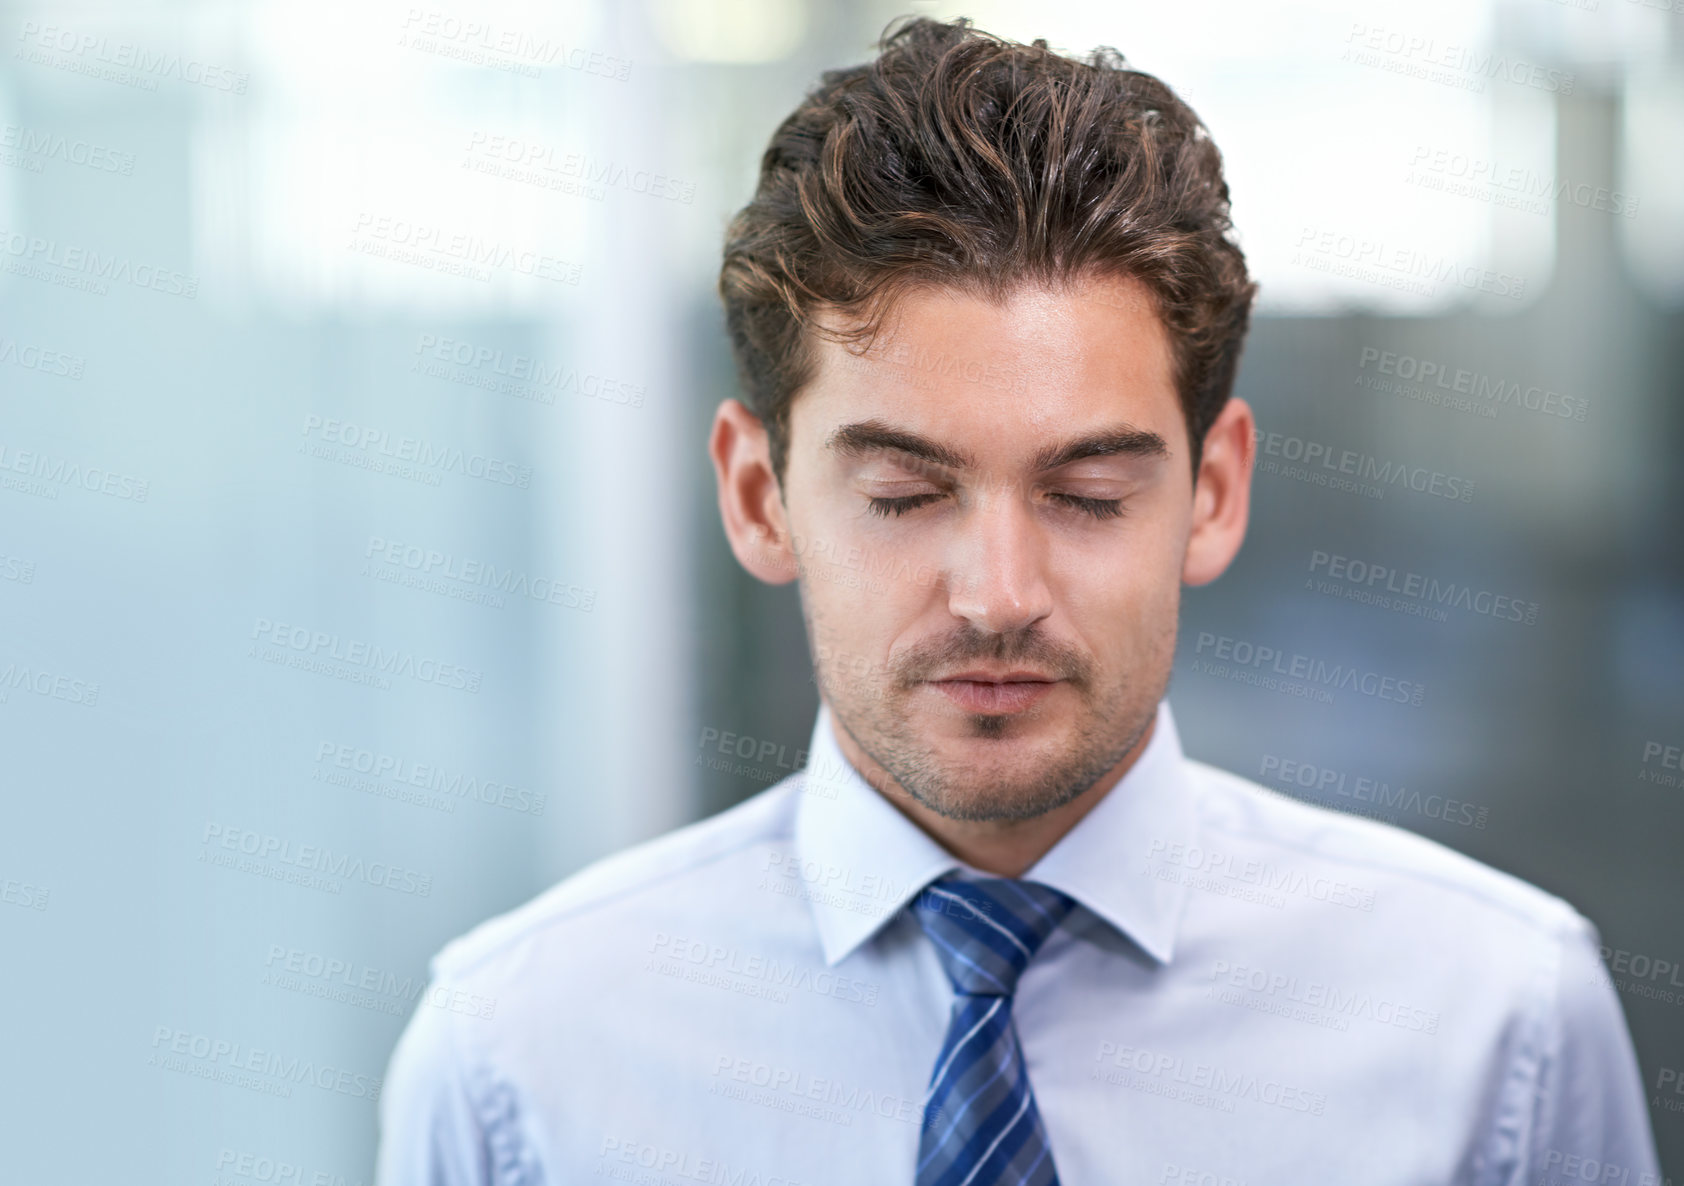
[865,493,1125,520]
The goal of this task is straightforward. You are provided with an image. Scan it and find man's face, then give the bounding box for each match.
[776,274,1196,823]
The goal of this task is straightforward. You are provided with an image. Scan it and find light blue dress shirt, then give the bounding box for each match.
[377,698,1661,1185]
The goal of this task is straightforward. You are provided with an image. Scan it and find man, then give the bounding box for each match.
[378,17,1659,1184]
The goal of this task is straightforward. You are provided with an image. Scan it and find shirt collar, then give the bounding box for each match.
[792,697,1196,967]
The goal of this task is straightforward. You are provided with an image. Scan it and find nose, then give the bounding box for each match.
[944,486,1054,636]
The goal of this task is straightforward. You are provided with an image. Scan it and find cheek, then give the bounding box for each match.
[789,513,926,645]
[1051,522,1180,602]
[1050,531,1183,657]
[794,502,937,596]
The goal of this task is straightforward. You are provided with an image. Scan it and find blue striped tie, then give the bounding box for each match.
[910,873,1076,1186]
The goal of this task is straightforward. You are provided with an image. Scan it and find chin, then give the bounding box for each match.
[929,707,1072,745]
[924,736,1059,786]
[915,782,1074,825]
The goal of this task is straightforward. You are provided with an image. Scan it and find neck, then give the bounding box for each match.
[829,712,1158,879]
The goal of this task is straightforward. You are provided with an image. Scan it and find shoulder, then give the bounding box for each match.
[1183,757,1591,944]
[428,776,804,986]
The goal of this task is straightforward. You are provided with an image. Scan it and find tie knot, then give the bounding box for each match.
[909,873,1076,997]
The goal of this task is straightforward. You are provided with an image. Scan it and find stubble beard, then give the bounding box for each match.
[815,624,1167,824]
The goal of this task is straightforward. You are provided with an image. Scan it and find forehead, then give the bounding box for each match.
[796,274,1183,463]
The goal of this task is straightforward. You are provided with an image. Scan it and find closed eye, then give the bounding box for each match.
[865,493,943,518]
[864,492,1126,519]
[1047,493,1126,520]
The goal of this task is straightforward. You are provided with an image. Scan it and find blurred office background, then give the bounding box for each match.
[1,0,1680,1178]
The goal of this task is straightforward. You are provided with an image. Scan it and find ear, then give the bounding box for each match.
[709,398,799,585]
[1182,396,1255,587]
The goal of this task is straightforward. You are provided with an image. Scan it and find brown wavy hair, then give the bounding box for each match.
[718,15,1257,484]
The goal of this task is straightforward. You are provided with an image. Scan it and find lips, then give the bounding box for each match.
[936,669,1058,683]
[929,674,1058,714]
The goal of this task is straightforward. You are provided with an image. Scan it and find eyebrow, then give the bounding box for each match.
[825,418,1170,473]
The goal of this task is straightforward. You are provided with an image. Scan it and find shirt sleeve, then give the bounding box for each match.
[1524,913,1661,1184]
[376,977,494,1186]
